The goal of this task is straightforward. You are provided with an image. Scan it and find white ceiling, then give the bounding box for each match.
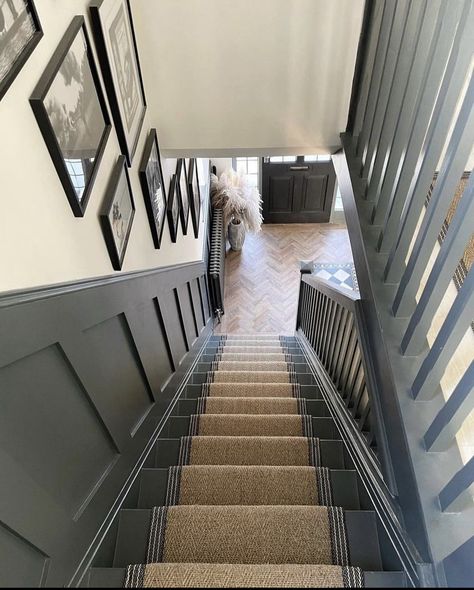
[131,0,365,156]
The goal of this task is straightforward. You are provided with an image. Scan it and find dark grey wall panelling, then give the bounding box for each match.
[0,261,212,587]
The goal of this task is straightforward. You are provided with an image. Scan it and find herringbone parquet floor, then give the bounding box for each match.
[215,224,353,335]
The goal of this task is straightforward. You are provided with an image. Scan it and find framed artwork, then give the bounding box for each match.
[30,16,111,216]
[0,0,43,100]
[90,0,146,166]
[188,158,201,238]
[167,174,179,243]
[100,155,135,271]
[176,158,190,235]
[139,129,167,249]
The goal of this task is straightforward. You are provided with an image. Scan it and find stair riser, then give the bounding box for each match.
[190,372,317,385]
[196,362,311,373]
[201,354,306,363]
[182,383,323,400]
[172,399,330,417]
[163,416,340,439]
[153,438,347,470]
[89,568,407,588]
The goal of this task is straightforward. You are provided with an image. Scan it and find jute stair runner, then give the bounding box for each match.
[188,413,313,437]
[217,352,290,361]
[202,382,300,397]
[178,435,321,466]
[218,346,287,353]
[197,396,303,414]
[125,336,363,588]
[126,563,363,588]
[164,465,333,506]
[211,360,292,371]
[210,370,296,383]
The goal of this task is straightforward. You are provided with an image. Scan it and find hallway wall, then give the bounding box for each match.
[131,0,364,157]
[0,0,209,293]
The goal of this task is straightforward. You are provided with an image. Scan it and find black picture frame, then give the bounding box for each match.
[100,155,135,271]
[30,16,111,217]
[0,0,43,101]
[176,158,190,235]
[139,129,167,249]
[188,158,201,238]
[90,0,146,167]
[167,174,180,243]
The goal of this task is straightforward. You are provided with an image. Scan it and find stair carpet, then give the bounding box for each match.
[90,335,406,588]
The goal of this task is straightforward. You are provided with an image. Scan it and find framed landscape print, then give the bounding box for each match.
[100,155,135,270]
[139,129,167,248]
[176,158,190,235]
[30,16,111,216]
[167,175,179,243]
[0,0,43,100]
[188,158,201,238]
[90,0,146,166]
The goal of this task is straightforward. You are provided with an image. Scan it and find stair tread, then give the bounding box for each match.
[89,566,407,588]
[113,508,381,569]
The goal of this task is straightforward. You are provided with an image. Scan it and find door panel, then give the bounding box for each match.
[302,174,328,213]
[262,157,336,223]
[269,175,294,212]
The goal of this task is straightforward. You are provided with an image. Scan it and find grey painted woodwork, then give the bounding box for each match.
[383,0,474,278]
[0,260,212,587]
[392,75,474,318]
[364,0,427,200]
[356,0,397,159]
[361,0,410,177]
[439,457,474,513]
[339,0,474,583]
[377,0,464,254]
[401,172,474,354]
[424,362,474,452]
[369,0,444,220]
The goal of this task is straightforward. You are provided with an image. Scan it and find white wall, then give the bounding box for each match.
[0,0,209,293]
[132,0,364,157]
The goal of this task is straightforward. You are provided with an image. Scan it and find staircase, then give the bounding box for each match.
[88,335,407,588]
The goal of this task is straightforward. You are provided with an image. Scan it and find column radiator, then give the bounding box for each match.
[208,208,225,318]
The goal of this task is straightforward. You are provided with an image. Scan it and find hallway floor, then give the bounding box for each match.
[215,223,353,335]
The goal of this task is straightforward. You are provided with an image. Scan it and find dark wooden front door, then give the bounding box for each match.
[262,157,336,223]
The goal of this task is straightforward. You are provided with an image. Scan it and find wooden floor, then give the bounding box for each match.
[215,223,353,335]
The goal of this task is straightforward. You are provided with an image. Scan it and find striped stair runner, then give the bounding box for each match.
[124,335,364,588]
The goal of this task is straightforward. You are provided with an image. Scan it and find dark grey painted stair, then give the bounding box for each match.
[85,333,409,587]
[88,567,407,588]
[111,508,383,570]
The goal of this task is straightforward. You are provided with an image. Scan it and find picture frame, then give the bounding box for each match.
[90,0,146,166]
[167,174,180,243]
[176,158,190,235]
[139,129,167,249]
[100,155,135,271]
[0,0,43,101]
[30,16,111,217]
[188,158,201,238]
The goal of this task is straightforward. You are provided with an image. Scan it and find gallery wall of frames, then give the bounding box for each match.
[0,0,209,292]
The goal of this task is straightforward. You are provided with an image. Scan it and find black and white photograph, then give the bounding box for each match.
[0,0,42,100]
[176,158,190,235]
[139,128,167,249]
[90,0,146,166]
[188,157,201,238]
[100,155,135,271]
[30,16,111,216]
[167,174,179,243]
